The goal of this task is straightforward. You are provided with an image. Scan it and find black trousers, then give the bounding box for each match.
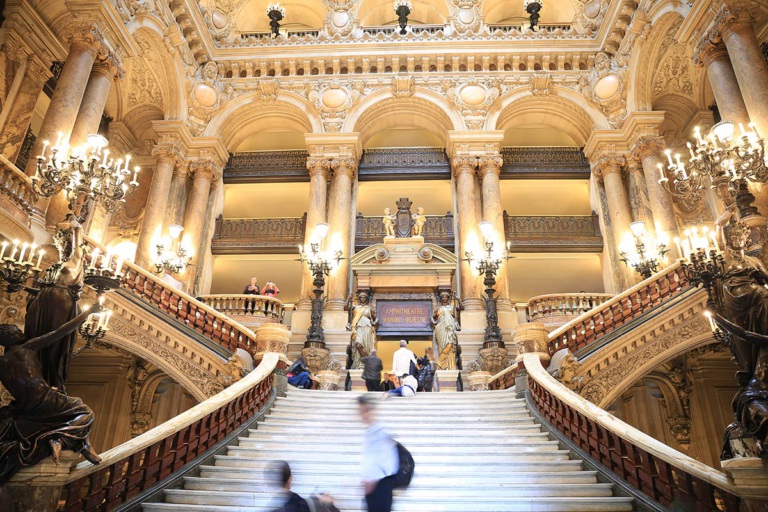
[365,379,381,391]
[365,475,395,512]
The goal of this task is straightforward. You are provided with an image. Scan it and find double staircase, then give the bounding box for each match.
[142,388,633,512]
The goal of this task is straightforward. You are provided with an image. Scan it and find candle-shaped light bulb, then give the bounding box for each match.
[101,250,112,270]
[0,241,7,260]
[36,250,44,269]
[665,149,673,166]
[132,166,139,183]
[687,142,695,158]
[749,122,761,140]
[9,240,19,260]
[114,258,124,276]
[89,248,100,269]
[102,149,109,166]
[124,154,131,172]
[27,244,37,263]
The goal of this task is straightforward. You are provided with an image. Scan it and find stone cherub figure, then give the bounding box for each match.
[412,207,426,236]
[383,208,396,237]
[218,354,247,387]
[0,307,102,484]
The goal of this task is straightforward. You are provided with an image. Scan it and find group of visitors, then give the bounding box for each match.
[362,340,437,394]
[268,395,408,512]
[242,277,280,315]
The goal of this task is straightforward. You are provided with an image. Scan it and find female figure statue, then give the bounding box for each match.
[24,214,84,392]
[431,291,461,371]
[345,290,378,370]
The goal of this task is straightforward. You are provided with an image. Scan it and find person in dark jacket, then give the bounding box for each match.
[243,277,260,313]
[266,460,309,512]
[417,347,437,392]
[361,349,383,391]
[287,356,318,389]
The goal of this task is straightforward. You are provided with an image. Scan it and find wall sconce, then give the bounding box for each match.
[620,221,670,279]
[394,0,412,35]
[154,225,191,275]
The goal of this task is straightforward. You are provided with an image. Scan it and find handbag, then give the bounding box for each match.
[392,442,415,489]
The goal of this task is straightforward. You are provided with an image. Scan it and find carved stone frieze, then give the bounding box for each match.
[450,0,482,35]
[437,77,502,129]
[580,52,627,128]
[392,74,415,97]
[653,30,695,99]
[324,0,361,37]
[529,73,553,96]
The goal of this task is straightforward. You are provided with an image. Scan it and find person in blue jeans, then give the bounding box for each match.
[286,356,318,389]
[388,373,417,397]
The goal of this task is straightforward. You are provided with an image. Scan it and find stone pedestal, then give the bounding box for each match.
[300,345,331,376]
[512,322,551,367]
[435,369,461,392]
[348,369,365,391]
[254,323,291,356]
[720,457,768,511]
[478,345,509,376]
[317,370,341,391]
[467,370,491,391]
[2,450,79,512]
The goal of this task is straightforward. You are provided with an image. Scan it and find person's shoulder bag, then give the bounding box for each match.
[392,441,415,489]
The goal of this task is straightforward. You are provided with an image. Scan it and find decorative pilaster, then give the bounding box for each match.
[135,141,182,269]
[693,34,750,125]
[477,153,510,307]
[635,137,681,259]
[299,157,331,309]
[325,156,357,310]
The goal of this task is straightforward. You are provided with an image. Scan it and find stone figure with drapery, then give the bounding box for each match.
[24,214,84,393]
[0,308,102,485]
[431,291,461,371]
[345,290,378,370]
[713,204,768,460]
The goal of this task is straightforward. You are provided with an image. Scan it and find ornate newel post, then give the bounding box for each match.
[511,322,550,396]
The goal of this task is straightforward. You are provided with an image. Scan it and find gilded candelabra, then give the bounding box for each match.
[619,222,669,279]
[0,240,45,293]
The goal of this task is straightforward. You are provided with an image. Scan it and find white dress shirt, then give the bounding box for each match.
[400,375,418,397]
[361,423,399,482]
[392,347,417,377]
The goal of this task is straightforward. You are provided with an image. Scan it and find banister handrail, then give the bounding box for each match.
[0,154,37,214]
[198,293,285,322]
[487,361,518,390]
[82,234,258,353]
[546,262,689,355]
[57,353,281,512]
[523,353,740,507]
[528,293,614,321]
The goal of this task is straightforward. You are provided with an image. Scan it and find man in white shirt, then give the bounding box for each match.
[391,340,417,384]
[388,374,417,397]
[358,395,399,512]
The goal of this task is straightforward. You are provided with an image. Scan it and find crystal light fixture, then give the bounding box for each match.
[394,0,412,35]
[33,133,139,223]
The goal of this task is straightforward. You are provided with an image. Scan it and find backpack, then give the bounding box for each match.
[392,442,415,489]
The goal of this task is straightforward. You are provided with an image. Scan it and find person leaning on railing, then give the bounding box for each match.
[243,277,260,313]
[262,281,280,316]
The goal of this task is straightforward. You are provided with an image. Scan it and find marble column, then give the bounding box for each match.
[720,9,768,136]
[135,143,180,269]
[626,157,654,234]
[299,157,331,309]
[694,39,750,125]
[24,31,101,177]
[182,160,217,269]
[477,154,509,305]
[163,161,189,232]
[597,154,635,289]
[453,156,482,309]
[636,137,681,259]
[325,157,356,310]
[0,56,50,164]
[69,61,114,147]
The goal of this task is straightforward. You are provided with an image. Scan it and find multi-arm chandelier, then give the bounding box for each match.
[154,225,192,275]
[658,121,766,208]
[619,222,669,279]
[33,133,139,222]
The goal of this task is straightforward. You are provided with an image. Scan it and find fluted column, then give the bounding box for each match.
[636,137,681,259]
[324,157,356,310]
[453,156,482,309]
[477,153,509,305]
[135,142,181,268]
[719,7,768,136]
[596,154,635,289]
[694,38,750,125]
[0,56,51,163]
[299,157,331,309]
[24,29,104,176]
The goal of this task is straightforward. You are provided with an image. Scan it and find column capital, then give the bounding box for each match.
[451,155,478,177]
[64,20,111,59]
[634,136,666,159]
[190,159,221,182]
[592,154,625,179]
[173,159,190,178]
[477,154,504,178]
[715,2,757,40]
[151,141,183,166]
[692,30,730,68]
[626,157,643,175]
[26,56,54,88]
[306,156,332,179]
[330,157,357,178]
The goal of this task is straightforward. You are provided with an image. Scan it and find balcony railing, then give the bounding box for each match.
[239,29,321,40]
[211,214,306,254]
[0,155,37,227]
[198,294,284,323]
[527,293,614,325]
[355,212,454,250]
[224,150,309,183]
[361,24,446,36]
[504,213,602,252]
[358,147,450,181]
[501,147,590,179]
[488,22,574,33]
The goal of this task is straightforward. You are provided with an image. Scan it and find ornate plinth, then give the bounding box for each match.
[720,457,768,511]
[3,450,79,512]
[301,345,331,375]
[347,369,366,391]
[478,345,509,376]
[512,322,550,366]
[254,323,290,355]
[467,370,491,391]
[435,369,461,392]
[317,370,341,391]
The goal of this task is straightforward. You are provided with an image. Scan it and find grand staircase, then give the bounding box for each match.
[142,388,634,512]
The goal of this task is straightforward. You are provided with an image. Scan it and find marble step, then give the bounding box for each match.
[274,396,527,409]
[213,450,573,467]
[265,409,531,420]
[145,497,634,512]
[242,431,551,444]
[257,417,535,429]
[249,424,544,436]
[198,459,587,476]
[228,441,561,456]
[184,471,601,491]
[285,389,516,399]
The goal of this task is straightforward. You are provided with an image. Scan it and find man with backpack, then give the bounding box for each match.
[357,395,414,512]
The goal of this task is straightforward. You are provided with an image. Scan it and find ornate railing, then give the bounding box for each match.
[488,22,574,33]
[57,353,281,512]
[223,150,309,183]
[211,214,306,254]
[239,29,320,39]
[505,213,602,252]
[547,263,690,356]
[500,146,590,179]
[528,293,614,323]
[524,353,740,511]
[358,147,450,180]
[82,236,258,354]
[355,212,454,249]
[487,362,519,391]
[0,155,37,218]
[198,294,284,322]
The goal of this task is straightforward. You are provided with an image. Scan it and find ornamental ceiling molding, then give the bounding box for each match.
[125,33,166,113]
[579,51,628,128]
[652,25,696,102]
[324,0,362,37]
[449,0,482,35]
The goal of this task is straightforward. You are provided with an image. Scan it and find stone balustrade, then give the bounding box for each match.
[52,354,282,512]
[198,294,285,325]
[0,155,37,230]
[527,293,614,329]
[523,353,741,511]
[547,263,690,356]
